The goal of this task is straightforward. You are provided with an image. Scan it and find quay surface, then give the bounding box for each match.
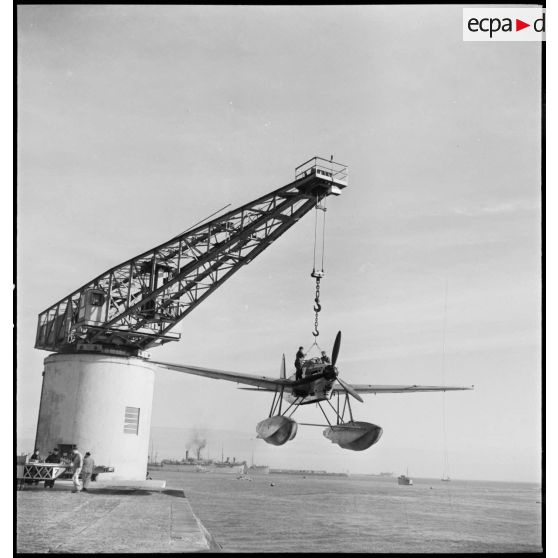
[16,479,221,553]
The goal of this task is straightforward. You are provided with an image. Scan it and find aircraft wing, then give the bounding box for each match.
[332,383,474,394]
[150,360,290,390]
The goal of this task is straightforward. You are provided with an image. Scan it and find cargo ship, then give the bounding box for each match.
[150,453,246,474]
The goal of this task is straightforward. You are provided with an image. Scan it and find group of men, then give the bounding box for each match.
[294,347,330,381]
[29,447,95,493]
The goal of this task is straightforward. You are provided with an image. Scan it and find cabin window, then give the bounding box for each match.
[124,406,140,435]
[90,292,105,306]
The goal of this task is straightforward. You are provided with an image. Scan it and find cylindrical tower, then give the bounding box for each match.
[35,353,156,480]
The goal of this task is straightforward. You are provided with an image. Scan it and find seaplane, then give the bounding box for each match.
[152,331,473,452]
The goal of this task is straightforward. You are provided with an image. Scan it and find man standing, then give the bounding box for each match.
[295,346,305,381]
[71,447,84,493]
[25,448,42,485]
[29,448,42,485]
[82,452,95,491]
[44,448,61,489]
[29,448,41,462]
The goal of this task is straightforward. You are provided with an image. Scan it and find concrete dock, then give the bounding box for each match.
[16,479,221,553]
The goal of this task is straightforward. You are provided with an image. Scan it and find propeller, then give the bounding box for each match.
[328,330,364,403]
[331,330,341,366]
[336,377,364,403]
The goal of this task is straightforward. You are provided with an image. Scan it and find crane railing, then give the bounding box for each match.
[295,157,348,185]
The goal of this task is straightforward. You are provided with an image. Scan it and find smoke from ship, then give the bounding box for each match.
[185,431,207,461]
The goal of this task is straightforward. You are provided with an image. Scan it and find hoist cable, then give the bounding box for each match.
[312,197,319,272]
[320,197,327,272]
[307,339,323,355]
[311,195,329,339]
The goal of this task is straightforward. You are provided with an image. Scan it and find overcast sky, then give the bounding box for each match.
[17,5,542,482]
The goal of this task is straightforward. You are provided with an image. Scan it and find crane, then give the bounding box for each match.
[31,155,470,477]
[35,157,348,356]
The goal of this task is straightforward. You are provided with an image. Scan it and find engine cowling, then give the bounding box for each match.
[323,421,383,451]
[256,416,298,446]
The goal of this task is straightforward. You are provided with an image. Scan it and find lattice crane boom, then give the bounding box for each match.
[35,157,348,355]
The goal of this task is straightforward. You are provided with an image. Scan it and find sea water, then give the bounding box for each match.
[151,470,542,553]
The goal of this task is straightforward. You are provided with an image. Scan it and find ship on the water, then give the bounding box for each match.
[148,450,247,474]
[148,442,267,475]
[398,468,413,485]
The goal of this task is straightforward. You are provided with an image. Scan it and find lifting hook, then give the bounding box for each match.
[312,275,322,338]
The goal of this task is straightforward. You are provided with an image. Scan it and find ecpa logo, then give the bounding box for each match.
[463,8,545,41]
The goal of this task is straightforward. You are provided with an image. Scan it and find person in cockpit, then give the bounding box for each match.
[320,351,331,364]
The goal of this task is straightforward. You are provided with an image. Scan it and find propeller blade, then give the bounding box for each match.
[332,330,342,366]
[337,377,364,403]
[280,354,286,379]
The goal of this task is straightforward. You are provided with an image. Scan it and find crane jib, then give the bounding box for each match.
[35,157,348,355]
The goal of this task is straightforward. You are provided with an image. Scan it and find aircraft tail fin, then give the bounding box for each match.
[280,354,286,379]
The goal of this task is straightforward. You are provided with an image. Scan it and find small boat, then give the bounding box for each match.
[398,468,413,485]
